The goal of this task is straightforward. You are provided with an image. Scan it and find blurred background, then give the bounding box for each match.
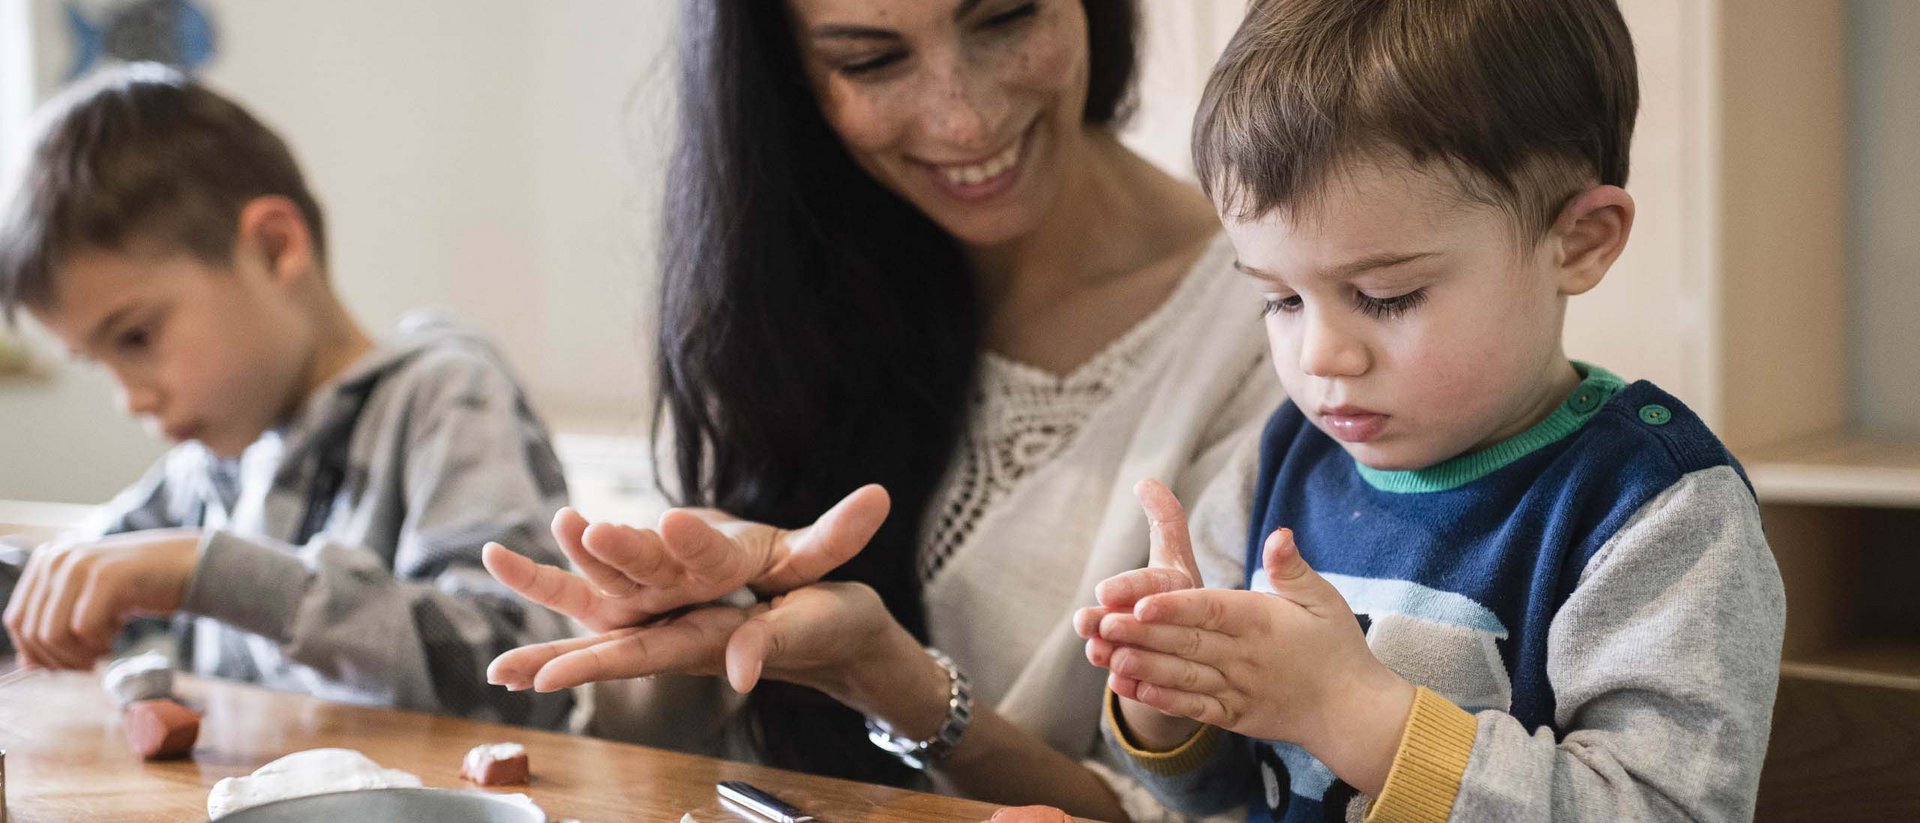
[0,0,1260,508]
[2,2,1917,818]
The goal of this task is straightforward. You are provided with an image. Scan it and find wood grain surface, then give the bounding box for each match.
[0,669,1009,823]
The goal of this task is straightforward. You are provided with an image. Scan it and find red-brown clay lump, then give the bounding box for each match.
[987,806,1075,823]
[459,742,530,786]
[124,698,200,760]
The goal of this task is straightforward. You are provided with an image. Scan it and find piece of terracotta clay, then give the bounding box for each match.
[459,742,529,786]
[124,698,200,760]
[987,806,1075,823]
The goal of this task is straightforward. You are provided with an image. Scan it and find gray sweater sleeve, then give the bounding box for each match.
[177,353,577,729]
[1441,465,1783,822]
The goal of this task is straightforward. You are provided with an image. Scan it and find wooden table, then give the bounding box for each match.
[0,669,1006,822]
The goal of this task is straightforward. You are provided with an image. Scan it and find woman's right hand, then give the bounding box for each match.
[480,484,891,634]
[485,580,930,712]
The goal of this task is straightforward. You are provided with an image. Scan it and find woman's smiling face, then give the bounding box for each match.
[787,0,1092,246]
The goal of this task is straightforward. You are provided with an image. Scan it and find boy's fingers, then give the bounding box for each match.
[1108,645,1228,696]
[1108,671,1141,700]
[580,521,671,596]
[1096,568,1193,610]
[35,555,95,669]
[1135,589,1255,634]
[1073,605,1114,639]
[68,583,126,659]
[1,548,32,628]
[1135,479,1204,586]
[759,484,890,592]
[1085,635,1118,667]
[10,550,55,664]
[1132,680,1230,727]
[1097,613,1233,663]
[1260,528,1340,611]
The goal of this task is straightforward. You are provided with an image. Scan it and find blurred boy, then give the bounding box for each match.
[0,64,574,728]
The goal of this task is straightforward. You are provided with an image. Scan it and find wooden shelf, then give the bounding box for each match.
[1744,431,1920,508]
[1784,643,1920,692]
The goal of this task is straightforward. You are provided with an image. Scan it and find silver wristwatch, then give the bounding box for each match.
[865,647,972,770]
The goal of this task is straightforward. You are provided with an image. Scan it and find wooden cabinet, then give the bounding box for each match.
[1593,2,1920,817]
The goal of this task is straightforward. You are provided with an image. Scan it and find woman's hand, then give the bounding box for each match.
[481,484,890,633]
[486,581,920,706]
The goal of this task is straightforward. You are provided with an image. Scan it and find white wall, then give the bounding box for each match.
[1559,0,1715,408]
[1118,0,1247,180]
[0,1,672,502]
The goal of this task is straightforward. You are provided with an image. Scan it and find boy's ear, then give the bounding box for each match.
[1549,185,1634,297]
[234,196,316,287]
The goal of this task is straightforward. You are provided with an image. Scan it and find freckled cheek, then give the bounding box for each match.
[992,24,1085,110]
[817,84,917,160]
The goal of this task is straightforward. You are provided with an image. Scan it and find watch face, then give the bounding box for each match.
[867,723,930,770]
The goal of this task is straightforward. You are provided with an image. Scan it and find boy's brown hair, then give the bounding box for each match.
[1194,0,1638,238]
[0,62,326,318]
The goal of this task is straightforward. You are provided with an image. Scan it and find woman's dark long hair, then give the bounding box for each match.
[656,0,1139,785]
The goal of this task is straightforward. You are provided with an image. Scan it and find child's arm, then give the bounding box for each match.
[172,350,579,728]
[1404,465,1780,823]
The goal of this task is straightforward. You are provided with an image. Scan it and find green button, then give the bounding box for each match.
[1638,404,1672,426]
[1567,390,1602,414]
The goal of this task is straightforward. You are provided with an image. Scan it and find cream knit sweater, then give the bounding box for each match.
[584,233,1278,821]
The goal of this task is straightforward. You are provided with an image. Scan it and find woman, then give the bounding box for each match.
[486,1,1276,819]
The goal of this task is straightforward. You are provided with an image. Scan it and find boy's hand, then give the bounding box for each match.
[1095,527,1416,795]
[483,485,889,633]
[2,529,202,670]
[1073,479,1208,750]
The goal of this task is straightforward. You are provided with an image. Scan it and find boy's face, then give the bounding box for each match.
[33,246,315,459]
[1223,158,1581,471]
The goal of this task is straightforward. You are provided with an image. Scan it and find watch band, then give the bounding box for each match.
[865,647,972,770]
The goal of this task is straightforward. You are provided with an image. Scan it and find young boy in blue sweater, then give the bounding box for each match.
[1074,1,1784,820]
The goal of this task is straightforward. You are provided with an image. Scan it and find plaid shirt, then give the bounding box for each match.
[4,313,575,728]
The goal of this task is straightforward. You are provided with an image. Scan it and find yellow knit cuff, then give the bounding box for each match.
[1366,687,1478,823]
[1103,687,1220,775]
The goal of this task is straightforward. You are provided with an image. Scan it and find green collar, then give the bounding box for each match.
[1355,362,1625,493]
